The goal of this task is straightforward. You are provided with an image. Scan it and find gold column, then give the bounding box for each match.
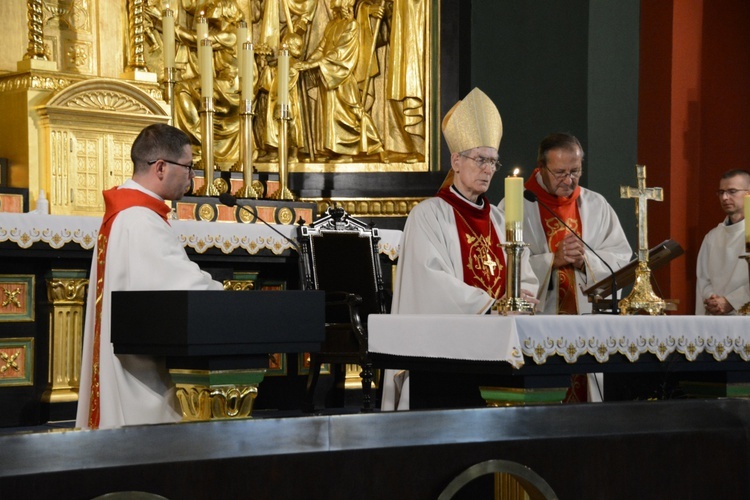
[42,272,88,404]
[126,0,148,72]
[24,0,47,61]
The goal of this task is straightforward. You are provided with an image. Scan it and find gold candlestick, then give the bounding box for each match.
[163,67,178,127]
[195,96,219,196]
[270,104,295,200]
[494,221,534,315]
[270,46,294,201]
[234,99,263,198]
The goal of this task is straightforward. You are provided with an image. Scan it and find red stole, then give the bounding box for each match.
[525,170,582,315]
[437,186,506,299]
[86,187,170,429]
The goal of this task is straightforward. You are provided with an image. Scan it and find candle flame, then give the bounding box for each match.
[513,167,520,176]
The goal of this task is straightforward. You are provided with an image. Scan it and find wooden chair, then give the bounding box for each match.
[298,207,388,412]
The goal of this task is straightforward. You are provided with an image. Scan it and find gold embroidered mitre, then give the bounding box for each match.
[442,87,503,154]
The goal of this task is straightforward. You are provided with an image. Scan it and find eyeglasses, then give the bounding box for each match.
[459,154,501,173]
[716,189,748,197]
[545,165,583,181]
[148,159,194,172]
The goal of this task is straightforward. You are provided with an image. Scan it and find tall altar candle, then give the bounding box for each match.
[745,194,750,246]
[278,45,290,107]
[162,7,175,69]
[241,42,254,99]
[196,14,208,68]
[505,168,524,228]
[236,21,248,72]
[199,37,213,99]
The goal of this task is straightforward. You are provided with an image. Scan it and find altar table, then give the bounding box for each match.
[369,314,750,406]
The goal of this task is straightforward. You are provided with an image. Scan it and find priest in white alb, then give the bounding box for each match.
[696,169,750,315]
[76,124,224,430]
[381,88,539,410]
[499,133,632,402]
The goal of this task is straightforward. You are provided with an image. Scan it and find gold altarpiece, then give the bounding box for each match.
[0,0,438,216]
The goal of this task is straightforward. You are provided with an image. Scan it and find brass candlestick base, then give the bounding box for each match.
[495,239,534,315]
[739,254,750,316]
[194,97,219,197]
[163,67,178,126]
[618,261,666,315]
[234,100,263,199]
[270,108,295,201]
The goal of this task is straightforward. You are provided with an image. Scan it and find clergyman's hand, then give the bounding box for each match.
[520,289,540,306]
[704,294,734,315]
[553,232,585,270]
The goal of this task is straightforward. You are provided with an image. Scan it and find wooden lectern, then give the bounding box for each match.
[111,290,325,420]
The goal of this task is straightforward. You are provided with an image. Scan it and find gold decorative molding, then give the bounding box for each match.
[0,275,35,322]
[171,369,266,421]
[300,197,424,218]
[43,273,89,403]
[0,338,34,387]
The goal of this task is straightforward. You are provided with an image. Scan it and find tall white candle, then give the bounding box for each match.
[241,43,254,99]
[199,37,213,99]
[162,8,175,69]
[278,45,290,107]
[196,15,208,68]
[505,168,523,227]
[236,21,248,73]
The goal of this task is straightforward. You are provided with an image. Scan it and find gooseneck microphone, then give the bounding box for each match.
[218,192,302,254]
[523,189,619,314]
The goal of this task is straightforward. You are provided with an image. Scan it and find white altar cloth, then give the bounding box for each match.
[0,213,402,259]
[369,314,750,369]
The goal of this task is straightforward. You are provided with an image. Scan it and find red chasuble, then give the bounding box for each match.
[86,187,171,429]
[525,170,583,315]
[437,186,506,300]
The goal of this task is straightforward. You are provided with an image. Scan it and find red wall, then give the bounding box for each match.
[639,0,750,313]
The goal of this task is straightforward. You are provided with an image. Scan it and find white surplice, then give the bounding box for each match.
[382,192,539,410]
[76,181,223,430]
[500,182,632,402]
[499,185,633,316]
[695,217,750,315]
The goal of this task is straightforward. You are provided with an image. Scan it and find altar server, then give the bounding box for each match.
[76,124,223,430]
[696,169,750,315]
[382,88,539,410]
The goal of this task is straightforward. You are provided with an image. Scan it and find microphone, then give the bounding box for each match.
[523,189,619,314]
[218,192,303,254]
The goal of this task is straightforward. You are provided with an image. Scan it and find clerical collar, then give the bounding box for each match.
[120,179,164,202]
[535,170,552,194]
[450,185,484,208]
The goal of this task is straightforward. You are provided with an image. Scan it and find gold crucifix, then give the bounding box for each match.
[618,165,666,315]
[620,165,663,263]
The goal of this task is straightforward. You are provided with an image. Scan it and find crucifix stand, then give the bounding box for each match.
[618,165,667,315]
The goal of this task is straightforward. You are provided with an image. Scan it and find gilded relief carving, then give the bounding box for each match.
[143,0,432,173]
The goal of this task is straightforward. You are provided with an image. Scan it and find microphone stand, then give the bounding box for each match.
[524,190,619,314]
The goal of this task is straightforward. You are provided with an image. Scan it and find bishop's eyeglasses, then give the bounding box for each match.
[459,154,501,173]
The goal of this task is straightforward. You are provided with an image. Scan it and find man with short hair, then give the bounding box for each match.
[382,88,538,410]
[696,169,750,315]
[500,133,632,402]
[76,123,224,430]
[504,133,632,316]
